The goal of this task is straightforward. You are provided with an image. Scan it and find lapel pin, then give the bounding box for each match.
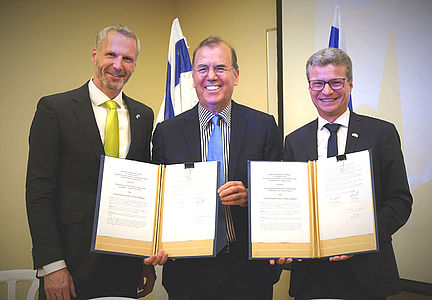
[352,133,359,138]
[136,114,141,119]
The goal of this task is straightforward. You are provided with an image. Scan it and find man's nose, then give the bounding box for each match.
[321,82,333,95]
[113,57,122,70]
[207,67,218,80]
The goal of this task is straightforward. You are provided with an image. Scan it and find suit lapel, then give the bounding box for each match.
[307,120,319,160]
[182,106,202,161]
[345,112,363,154]
[70,84,104,161]
[229,102,247,179]
[124,96,140,159]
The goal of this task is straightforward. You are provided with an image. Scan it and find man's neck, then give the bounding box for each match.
[92,78,121,99]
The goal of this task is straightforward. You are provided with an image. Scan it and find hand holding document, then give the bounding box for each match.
[249,149,378,259]
[91,157,222,258]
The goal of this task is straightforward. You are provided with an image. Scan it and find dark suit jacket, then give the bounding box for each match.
[26,82,154,299]
[283,111,413,297]
[152,101,283,294]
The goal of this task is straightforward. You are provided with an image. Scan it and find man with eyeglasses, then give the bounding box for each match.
[152,36,282,299]
[277,48,412,299]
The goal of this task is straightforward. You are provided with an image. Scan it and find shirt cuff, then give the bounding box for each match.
[37,260,67,277]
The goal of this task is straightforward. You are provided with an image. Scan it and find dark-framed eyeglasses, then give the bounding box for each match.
[308,78,350,91]
[194,64,234,76]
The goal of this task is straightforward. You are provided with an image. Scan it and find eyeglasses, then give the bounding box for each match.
[195,65,234,76]
[308,78,350,91]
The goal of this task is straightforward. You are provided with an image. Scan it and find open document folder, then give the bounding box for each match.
[248,149,378,259]
[91,156,221,258]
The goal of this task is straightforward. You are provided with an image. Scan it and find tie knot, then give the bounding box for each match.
[324,123,340,134]
[211,115,220,126]
[105,100,117,110]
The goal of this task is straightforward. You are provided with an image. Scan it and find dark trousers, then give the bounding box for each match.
[292,260,386,300]
[164,243,279,300]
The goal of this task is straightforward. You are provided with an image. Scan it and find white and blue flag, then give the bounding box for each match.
[328,5,352,110]
[156,18,198,124]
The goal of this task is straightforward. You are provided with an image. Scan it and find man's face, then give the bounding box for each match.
[192,43,239,113]
[308,64,353,122]
[91,31,137,98]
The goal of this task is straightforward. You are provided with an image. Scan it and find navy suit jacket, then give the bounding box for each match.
[26,82,154,298]
[152,101,283,293]
[283,111,413,297]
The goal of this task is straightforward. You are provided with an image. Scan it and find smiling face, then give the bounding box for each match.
[308,64,353,122]
[192,43,239,113]
[91,30,137,99]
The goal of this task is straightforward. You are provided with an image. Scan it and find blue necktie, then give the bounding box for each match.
[207,115,227,253]
[324,123,340,158]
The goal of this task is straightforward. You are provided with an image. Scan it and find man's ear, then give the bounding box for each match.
[91,47,98,65]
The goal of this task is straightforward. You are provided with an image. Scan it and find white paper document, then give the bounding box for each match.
[248,149,377,259]
[317,151,375,240]
[250,161,311,243]
[96,156,159,242]
[161,162,218,242]
[93,157,219,257]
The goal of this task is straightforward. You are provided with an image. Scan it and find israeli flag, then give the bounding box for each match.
[155,18,198,124]
[328,5,352,111]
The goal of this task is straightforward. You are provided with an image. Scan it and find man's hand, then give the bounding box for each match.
[144,249,169,266]
[329,254,354,261]
[44,268,76,300]
[218,181,248,207]
[138,264,156,298]
[269,257,293,265]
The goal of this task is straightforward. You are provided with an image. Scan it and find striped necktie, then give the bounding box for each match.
[207,115,227,253]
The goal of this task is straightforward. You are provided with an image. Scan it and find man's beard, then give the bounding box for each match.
[96,65,130,91]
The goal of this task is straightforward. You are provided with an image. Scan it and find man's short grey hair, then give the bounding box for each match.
[96,25,140,58]
[192,36,239,71]
[306,48,352,80]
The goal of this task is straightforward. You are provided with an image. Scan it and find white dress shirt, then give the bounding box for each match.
[317,109,350,160]
[88,78,131,158]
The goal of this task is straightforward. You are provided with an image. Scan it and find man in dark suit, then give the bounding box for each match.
[26,25,166,300]
[280,48,413,299]
[152,36,282,299]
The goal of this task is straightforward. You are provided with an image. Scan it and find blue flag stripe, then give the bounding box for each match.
[174,39,192,86]
[164,62,175,120]
[329,26,339,48]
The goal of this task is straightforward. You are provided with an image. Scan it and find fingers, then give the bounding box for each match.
[155,250,169,265]
[218,181,248,206]
[329,254,354,261]
[44,268,74,300]
[69,274,76,298]
[144,250,169,266]
[269,257,293,265]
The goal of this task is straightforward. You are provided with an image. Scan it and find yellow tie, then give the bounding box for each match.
[104,100,119,157]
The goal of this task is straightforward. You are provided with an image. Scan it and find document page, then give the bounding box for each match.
[161,161,218,242]
[250,161,311,243]
[317,150,375,240]
[96,157,159,242]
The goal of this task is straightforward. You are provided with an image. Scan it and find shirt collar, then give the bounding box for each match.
[88,78,124,108]
[198,102,232,128]
[318,108,350,131]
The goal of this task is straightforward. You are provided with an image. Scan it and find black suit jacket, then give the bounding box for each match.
[152,101,283,294]
[283,111,413,297]
[26,82,154,299]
